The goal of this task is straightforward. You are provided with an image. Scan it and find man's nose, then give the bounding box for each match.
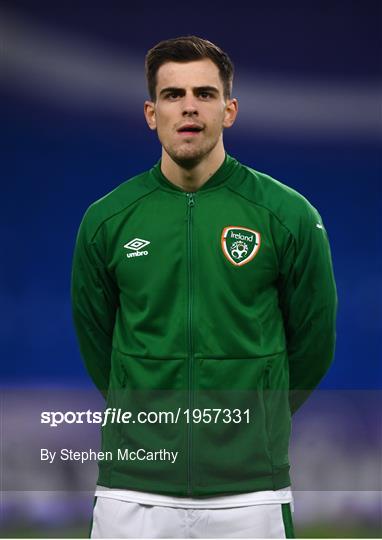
[182,93,198,115]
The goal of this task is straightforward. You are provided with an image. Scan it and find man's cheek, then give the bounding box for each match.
[155,125,166,141]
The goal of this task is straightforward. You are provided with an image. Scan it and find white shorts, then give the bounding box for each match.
[90,496,295,538]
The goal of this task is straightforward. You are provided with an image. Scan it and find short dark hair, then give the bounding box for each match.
[145,35,234,101]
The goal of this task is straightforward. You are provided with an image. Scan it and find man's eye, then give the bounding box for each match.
[199,92,212,99]
[166,92,180,99]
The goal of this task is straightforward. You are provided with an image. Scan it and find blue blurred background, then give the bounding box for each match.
[1,0,381,537]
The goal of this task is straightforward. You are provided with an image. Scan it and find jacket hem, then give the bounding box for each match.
[97,468,291,497]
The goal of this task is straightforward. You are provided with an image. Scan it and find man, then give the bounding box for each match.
[71,35,337,538]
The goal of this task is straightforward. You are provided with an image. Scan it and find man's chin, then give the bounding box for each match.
[167,146,212,170]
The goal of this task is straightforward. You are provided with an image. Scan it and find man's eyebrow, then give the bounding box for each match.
[159,87,182,96]
[196,86,219,94]
[159,86,220,96]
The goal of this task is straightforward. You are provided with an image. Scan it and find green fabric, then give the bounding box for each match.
[71,153,337,496]
[282,502,296,538]
[88,496,97,538]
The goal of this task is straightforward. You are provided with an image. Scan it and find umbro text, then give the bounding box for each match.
[126,251,149,258]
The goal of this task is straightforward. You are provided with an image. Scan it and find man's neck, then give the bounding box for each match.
[160,143,226,192]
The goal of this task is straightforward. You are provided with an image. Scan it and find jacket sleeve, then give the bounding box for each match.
[71,210,119,398]
[277,202,338,414]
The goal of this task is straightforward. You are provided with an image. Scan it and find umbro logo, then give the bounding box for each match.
[124,238,150,259]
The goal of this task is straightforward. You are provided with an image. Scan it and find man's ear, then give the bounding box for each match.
[223,98,238,129]
[144,101,157,130]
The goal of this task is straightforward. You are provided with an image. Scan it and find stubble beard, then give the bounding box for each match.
[162,132,221,171]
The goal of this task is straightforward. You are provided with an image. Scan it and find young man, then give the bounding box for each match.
[71,36,337,538]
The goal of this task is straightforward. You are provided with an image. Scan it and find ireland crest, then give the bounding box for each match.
[221,226,261,266]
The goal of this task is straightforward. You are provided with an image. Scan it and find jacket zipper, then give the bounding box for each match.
[186,192,195,496]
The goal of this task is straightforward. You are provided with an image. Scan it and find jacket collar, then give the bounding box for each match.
[150,152,238,193]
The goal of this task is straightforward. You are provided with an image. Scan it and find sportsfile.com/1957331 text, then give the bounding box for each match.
[41,407,252,427]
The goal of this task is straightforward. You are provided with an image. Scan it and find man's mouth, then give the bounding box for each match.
[177,124,204,136]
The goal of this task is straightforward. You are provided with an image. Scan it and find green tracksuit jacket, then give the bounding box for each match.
[71,153,337,497]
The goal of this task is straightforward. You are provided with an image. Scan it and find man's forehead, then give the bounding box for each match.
[156,59,222,91]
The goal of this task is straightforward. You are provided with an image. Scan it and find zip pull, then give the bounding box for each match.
[186,192,195,207]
